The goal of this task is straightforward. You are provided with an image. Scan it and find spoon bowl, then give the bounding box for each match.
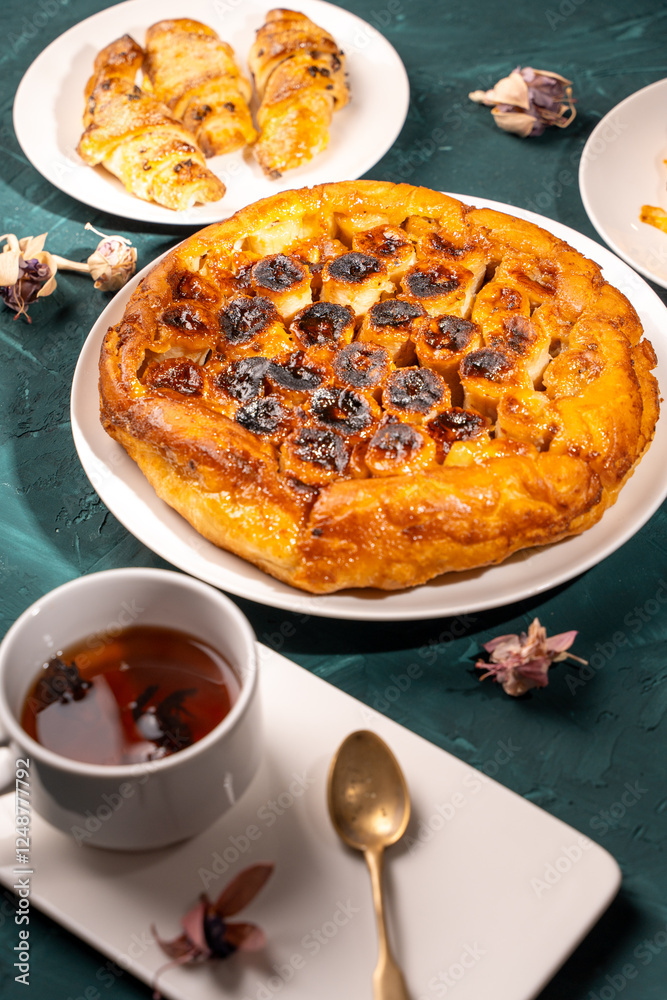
[328,730,411,1000]
[328,729,410,850]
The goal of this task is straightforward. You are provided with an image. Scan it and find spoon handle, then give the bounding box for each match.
[365,847,411,1000]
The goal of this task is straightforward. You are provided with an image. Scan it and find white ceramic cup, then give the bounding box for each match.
[0,567,261,851]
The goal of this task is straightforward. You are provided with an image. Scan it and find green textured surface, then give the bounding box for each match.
[0,0,666,997]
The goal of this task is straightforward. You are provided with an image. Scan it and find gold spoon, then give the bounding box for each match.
[327,730,411,1000]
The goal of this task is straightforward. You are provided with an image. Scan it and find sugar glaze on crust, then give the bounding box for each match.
[99,181,660,593]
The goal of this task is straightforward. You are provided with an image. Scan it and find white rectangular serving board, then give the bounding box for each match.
[0,645,620,1000]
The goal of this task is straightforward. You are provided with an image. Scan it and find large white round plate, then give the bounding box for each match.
[579,78,667,289]
[71,195,667,621]
[14,0,409,226]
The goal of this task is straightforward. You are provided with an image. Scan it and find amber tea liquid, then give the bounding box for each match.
[21,625,240,765]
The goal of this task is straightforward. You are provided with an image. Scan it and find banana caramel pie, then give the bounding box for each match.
[99,181,660,593]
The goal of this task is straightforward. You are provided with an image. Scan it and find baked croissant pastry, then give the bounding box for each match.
[143,19,257,157]
[248,8,349,176]
[77,34,226,211]
[99,181,660,594]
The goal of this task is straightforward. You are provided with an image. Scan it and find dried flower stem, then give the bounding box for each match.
[0,226,137,320]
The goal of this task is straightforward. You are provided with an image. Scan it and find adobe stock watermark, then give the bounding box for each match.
[418,942,486,997]
[418,614,478,666]
[212,0,246,18]
[9,0,72,55]
[198,770,316,890]
[589,781,647,837]
[545,0,587,31]
[70,761,159,847]
[240,898,360,1000]
[369,612,478,713]
[530,834,593,897]
[65,926,158,1000]
[581,116,630,165]
[391,126,449,182]
[406,739,520,855]
[78,600,145,664]
[523,113,627,218]
[347,0,403,53]
[373,662,423,712]
[26,601,144,718]
[565,579,667,694]
[261,612,312,653]
[586,922,667,1000]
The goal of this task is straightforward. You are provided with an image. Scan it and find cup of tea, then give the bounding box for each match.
[0,567,261,850]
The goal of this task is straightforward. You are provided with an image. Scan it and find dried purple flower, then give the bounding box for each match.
[151,862,274,998]
[475,617,586,696]
[0,233,56,321]
[0,227,137,322]
[469,67,576,137]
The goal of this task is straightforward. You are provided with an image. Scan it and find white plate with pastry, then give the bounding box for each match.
[579,77,667,290]
[70,195,667,621]
[13,0,409,225]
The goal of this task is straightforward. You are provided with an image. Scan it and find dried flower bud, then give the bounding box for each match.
[0,226,137,321]
[85,222,137,291]
[469,67,576,137]
[151,863,274,998]
[475,617,586,696]
[0,233,57,322]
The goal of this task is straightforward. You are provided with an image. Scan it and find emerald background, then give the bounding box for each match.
[0,1,665,998]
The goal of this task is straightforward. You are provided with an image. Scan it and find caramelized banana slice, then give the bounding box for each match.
[413,314,483,401]
[250,254,312,319]
[495,389,558,449]
[321,252,393,314]
[357,299,425,365]
[401,261,483,317]
[542,347,605,399]
[471,281,530,340]
[306,386,380,441]
[167,267,224,304]
[427,407,491,461]
[382,367,450,424]
[217,295,293,360]
[351,225,417,281]
[493,252,558,310]
[417,232,485,270]
[290,301,355,350]
[213,356,270,402]
[144,357,204,396]
[235,396,293,440]
[334,211,390,243]
[363,418,437,477]
[280,426,350,485]
[266,350,327,403]
[490,314,551,385]
[333,342,390,392]
[459,348,532,421]
[156,302,216,353]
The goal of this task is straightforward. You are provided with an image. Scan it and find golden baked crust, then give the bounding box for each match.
[99,181,660,593]
[77,35,226,211]
[248,9,349,176]
[144,19,257,157]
